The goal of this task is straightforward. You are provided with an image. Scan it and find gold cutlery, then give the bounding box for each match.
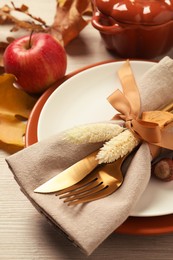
[57,100,173,205]
[56,154,127,205]
[34,101,173,195]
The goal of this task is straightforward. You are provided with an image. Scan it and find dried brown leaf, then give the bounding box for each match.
[0,0,93,48]
[0,2,49,48]
[0,2,46,27]
[51,0,92,46]
[0,9,47,31]
[11,2,47,26]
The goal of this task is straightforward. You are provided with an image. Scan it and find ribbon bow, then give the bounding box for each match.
[108,60,173,155]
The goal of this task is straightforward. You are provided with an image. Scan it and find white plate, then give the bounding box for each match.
[37,60,173,217]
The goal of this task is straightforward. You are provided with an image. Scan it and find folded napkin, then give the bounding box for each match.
[6,56,173,255]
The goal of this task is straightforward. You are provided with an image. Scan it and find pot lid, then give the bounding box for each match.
[95,0,173,25]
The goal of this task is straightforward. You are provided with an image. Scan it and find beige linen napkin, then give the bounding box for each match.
[6,56,173,255]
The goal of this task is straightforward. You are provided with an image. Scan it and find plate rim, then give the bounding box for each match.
[25,59,173,235]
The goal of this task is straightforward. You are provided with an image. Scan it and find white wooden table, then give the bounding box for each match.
[1,1,173,259]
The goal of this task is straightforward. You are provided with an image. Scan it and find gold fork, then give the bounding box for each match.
[56,154,128,205]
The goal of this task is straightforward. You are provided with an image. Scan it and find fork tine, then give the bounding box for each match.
[67,186,110,206]
[59,178,100,199]
[63,183,107,204]
[67,178,123,205]
[62,182,105,201]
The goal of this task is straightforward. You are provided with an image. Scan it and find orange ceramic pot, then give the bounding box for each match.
[91,0,173,58]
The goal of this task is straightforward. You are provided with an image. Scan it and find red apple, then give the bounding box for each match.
[3,33,67,94]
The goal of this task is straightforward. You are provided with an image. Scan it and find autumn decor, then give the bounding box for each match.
[0,0,92,150]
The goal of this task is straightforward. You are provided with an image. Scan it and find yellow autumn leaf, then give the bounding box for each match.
[0,73,37,119]
[0,73,37,148]
[0,115,26,146]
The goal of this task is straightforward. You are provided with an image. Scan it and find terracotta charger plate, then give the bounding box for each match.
[25,60,173,235]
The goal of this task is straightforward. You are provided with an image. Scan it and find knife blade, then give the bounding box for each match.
[34,150,99,193]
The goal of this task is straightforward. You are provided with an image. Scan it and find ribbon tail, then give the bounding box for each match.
[132,119,173,150]
[132,119,161,143]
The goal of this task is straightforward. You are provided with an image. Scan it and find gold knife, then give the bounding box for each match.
[34,150,99,193]
[34,101,173,194]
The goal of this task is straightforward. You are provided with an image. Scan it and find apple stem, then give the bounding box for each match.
[28,30,34,49]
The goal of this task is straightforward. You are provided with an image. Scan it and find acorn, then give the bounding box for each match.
[152,158,173,181]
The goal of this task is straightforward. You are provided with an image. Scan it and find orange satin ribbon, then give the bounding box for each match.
[108,60,173,156]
